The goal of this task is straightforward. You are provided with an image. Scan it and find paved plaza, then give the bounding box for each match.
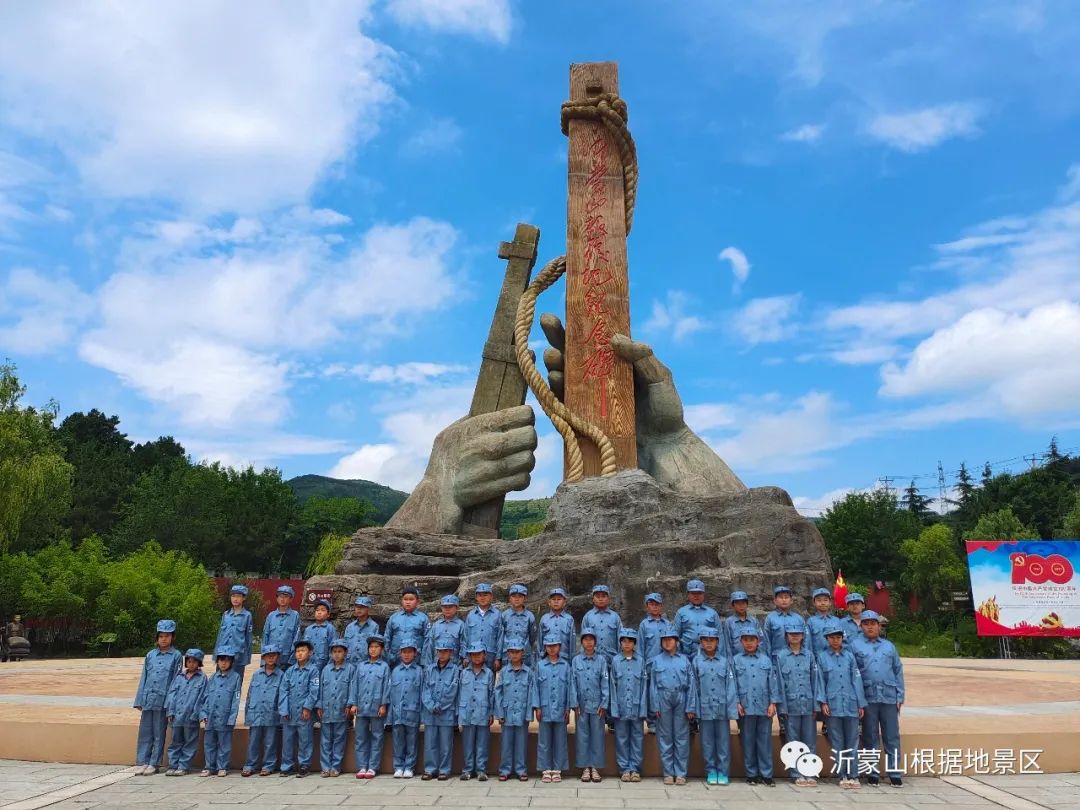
[1,760,1077,810]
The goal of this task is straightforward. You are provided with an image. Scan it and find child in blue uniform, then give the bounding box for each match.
[317,639,354,777]
[280,639,319,777]
[852,610,904,787]
[457,641,495,780]
[351,633,391,779]
[724,591,761,657]
[538,588,575,663]
[134,618,182,775]
[494,637,537,782]
[839,594,865,646]
[535,635,574,783]
[501,584,537,667]
[262,585,301,670]
[425,595,466,666]
[344,596,380,665]
[216,585,253,683]
[165,648,207,776]
[638,593,673,666]
[689,628,737,786]
[303,598,336,674]
[818,620,866,789]
[675,579,724,659]
[732,630,780,785]
[388,637,423,778]
[422,639,460,780]
[572,629,609,782]
[200,647,241,777]
[775,618,823,786]
[763,585,799,658]
[581,584,621,663]
[648,627,694,786]
[465,583,503,670]
[609,628,647,782]
[242,644,284,776]
[806,587,834,658]
[385,587,431,668]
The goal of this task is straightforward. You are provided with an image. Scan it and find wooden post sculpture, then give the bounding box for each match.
[563,62,637,478]
[460,223,541,537]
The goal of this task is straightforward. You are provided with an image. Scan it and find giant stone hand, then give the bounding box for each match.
[540,313,746,497]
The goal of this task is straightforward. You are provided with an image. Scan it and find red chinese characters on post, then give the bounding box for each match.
[579,128,616,418]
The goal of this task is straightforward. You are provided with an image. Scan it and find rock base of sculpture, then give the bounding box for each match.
[305,469,832,622]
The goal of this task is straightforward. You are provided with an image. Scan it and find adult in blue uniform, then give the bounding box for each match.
[343,595,381,666]
[243,644,284,776]
[818,619,866,789]
[688,628,737,786]
[775,618,824,786]
[165,648,207,776]
[571,629,610,782]
[537,588,575,663]
[424,595,466,666]
[581,584,622,661]
[134,618,182,775]
[851,610,904,787]
[493,637,537,781]
[317,639,354,777]
[732,629,781,785]
[500,584,537,667]
[421,640,460,780]
[464,583,503,670]
[302,598,336,674]
[535,634,575,782]
[263,585,301,669]
[351,633,391,779]
[457,641,495,780]
[724,591,761,656]
[609,628,647,782]
[387,637,423,778]
[674,579,725,659]
[200,646,242,777]
[280,639,319,777]
[648,627,694,786]
[385,587,431,668]
[215,585,253,683]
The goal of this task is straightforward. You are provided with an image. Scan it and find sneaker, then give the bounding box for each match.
[715,773,729,786]
[393,769,404,778]
[663,775,674,785]
[850,778,861,789]
[356,771,366,780]
[477,772,488,782]
[675,776,687,786]
[403,769,414,779]
[164,769,176,776]
[198,770,211,778]
[461,772,472,781]
[630,772,641,782]
[216,769,227,777]
[280,769,293,777]
[762,777,775,786]
[746,776,760,785]
[890,776,903,787]
[143,766,158,776]
[706,770,717,785]
[298,766,309,778]
[541,770,553,783]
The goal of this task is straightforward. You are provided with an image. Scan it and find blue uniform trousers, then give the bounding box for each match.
[423,724,454,775]
[499,724,528,776]
[167,723,200,772]
[391,725,419,772]
[740,715,773,778]
[656,691,689,778]
[827,716,860,779]
[574,712,605,769]
[319,722,348,772]
[281,721,314,771]
[784,714,816,779]
[244,726,278,772]
[136,709,168,767]
[354,716,385,772]
[461,725,490,774]
[203,729,233,771]
[862,703,901,777]
[613,718,643,773]
[536,721,568,771]
[699,718,731,776]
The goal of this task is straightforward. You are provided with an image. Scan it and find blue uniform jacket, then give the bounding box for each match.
[317,662,355,722]
[302,621,336,672]
[351,659,392,717]
[762,609,799,657]
[806,612,834,657]
[536,657,575,717]
[388,660,423,726]
[464,607,503,657]
[638,616,675,664]
[262,608,301,667]
[775,647,824,716]
[724,614,761,657]
[609,654,648,720]
[817,648,867,718]
[216,609,253,667]
[500,608,537,664]
[200,669,242,729]
[732,650,781,715]
[384,609,431,666]
[165,670,207,725]
[494,665,538,726]
[688,652,738,721]
[838,615,861,648]
[244,667,284,727]
[281,662,319,725]
[538,611,576,662]
[134,647,182,710]
[851,636,905,704]
[581,607,621,659]
[423,617,466,666]
[674,603,724,658]
[571,652,609,713]
[647,652,694,715]
[422,661,460,726]
[457,665,495,726]
[343,617,381,665]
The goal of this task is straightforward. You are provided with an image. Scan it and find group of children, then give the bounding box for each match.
[133,580,904,790]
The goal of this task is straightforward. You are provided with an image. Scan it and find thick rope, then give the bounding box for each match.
[514,93,638,481]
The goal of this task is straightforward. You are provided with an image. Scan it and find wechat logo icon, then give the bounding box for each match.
[781,741,824,778]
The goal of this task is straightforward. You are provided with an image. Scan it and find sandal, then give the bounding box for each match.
[663,775,674,785]
[552,771,562,782]
[591,770,602,783]
[541,770,552,783]
[580,769,591,782]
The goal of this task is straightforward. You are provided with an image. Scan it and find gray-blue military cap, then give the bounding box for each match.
[730,591,749,603]
[698,627,721,639]
[475,583,493,594]
[440,594,460,606]
[645,592,663,604]
[823,619,845,636]
[329,639,348,650]
[773,585,793,595]
[230,584,248,596]
[277,584,295,597]
[465,641,487,654]
[156,619,176,633]
[509,584,528,596]
[542,634,563,646]
[784,617,807,634]
[845,593,865,604]
[367,633,385,646]
[353,595,373,607]
[215,646,237,658]
[184,648,204,663]
[812,587,831,599]
[261,644,282,655]
[505,637,527,650]
[548,588,567,598]
[592,584,610,594]
[687,579,706,592]
[618,628,638,641]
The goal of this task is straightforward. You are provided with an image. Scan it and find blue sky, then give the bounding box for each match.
[2,1,1079,514]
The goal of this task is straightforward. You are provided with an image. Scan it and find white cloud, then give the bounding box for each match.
[780,123,825,144]
[684,403,738,433]
[643,291,708,342]
[0,267,93,354]
[866,102,983,152]
[183,433,353,471]
[0,2,394,212]
[400,117,464,158]
[792,486,859,517]
[385,0,513,44]
[718,246,751,291]
[331,361,470,385]
[730,294,801,345]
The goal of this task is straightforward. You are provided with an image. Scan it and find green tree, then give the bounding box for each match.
[981,462,993,487]
[962,507,1038,542]
[132,436,187,476]
[282,496,375,574]
[973,468,1074,539]
[900,524,967,615]
[901,479,933,520]
[0,362,73,552]
[817,489,920,581]
[1060,492,1080,538]
[306,531,351,577]
[956,463,976,507]
[57,410,135,541]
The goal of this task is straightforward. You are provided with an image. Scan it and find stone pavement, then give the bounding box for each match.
[1,761,1077,810]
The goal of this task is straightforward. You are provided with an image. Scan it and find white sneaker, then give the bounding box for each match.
[393,769,404,778]
[403,769,414,779]
[143,765,158,776]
